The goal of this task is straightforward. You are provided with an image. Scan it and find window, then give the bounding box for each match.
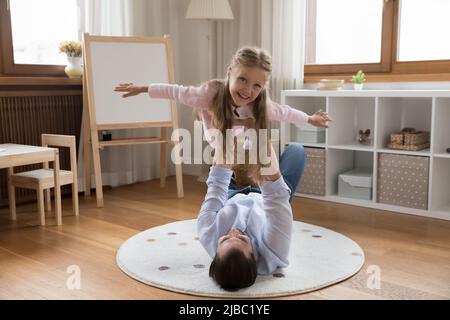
[306,0,383,65]
[397,0,450,62]
[10,0,80,65]
[305,0,450,79]
[0,0,81,76]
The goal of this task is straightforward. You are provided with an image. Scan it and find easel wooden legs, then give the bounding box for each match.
[82,123,104,207]
[160,128,167,188]
[90,131,104,207]
[82,75,104,207]
[175,162,184,198]
[160,127,183,198]
[82,122,91,197]
[82,74,92,198]
[171,128,184,198]
[82,109,184,205]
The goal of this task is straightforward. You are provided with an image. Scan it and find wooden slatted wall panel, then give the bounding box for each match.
[0,94,82,206]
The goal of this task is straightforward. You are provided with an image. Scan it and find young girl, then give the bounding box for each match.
[114,47,331,185]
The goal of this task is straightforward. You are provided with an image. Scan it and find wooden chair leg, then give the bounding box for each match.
[72,183,79,216]
[45,189,52,212]
[37,187,45,226]
[54,151,62,226]
[7,168,16,221]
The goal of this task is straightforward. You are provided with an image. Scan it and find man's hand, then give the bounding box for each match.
[258,144,281,182]
[308,110,332,128]
[211,147,233,169]
[114,83,148,98]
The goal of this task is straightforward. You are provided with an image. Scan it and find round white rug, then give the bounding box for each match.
[116,219,364,298]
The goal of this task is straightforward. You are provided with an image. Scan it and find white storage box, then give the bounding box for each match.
[338,168,373,201]
[292,124,325,144]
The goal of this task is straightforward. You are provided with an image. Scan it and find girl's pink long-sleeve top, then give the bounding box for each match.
[148,82,310,145]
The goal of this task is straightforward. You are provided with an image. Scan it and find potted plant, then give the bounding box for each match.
[59,40,83,78]
[351,70,366,90]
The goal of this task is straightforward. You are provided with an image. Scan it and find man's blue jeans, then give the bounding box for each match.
[227,143,307,202]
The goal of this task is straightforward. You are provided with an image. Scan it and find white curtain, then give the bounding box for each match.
[215,0,262,78]
[270,0,307,102]
[78,0,171,190]
[83,0,134,35]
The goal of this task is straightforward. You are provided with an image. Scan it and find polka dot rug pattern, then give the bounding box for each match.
[116,219,364,298]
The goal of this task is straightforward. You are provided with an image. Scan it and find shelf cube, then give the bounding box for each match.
[378,153,429,210]
[338,168,373,201]
[298,147,326,196]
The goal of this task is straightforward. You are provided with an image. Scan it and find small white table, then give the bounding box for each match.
[0,144,62,225]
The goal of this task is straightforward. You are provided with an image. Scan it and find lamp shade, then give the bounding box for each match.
[185,0,234,20]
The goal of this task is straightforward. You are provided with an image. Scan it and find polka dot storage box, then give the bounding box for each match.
[297,147,326,196]
[377,153,429,210]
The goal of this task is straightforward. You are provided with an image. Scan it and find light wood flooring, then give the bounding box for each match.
[0,175,449,300]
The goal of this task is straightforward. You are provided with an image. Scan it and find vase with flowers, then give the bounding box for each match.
[59,40,83,78]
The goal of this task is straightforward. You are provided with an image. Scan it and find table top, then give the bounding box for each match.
[0,144,56,169]
[0,143,53,154]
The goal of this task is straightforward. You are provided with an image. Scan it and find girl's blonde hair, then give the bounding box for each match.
[207,47,273,178]
[212,47,271,132]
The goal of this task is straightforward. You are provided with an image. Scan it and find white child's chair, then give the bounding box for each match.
[8,134,79,225]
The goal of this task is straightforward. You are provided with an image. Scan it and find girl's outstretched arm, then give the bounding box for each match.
[114,81,217,110]
[267,100,332,128]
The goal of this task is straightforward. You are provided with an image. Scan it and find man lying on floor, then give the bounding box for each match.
[197,143,306,291]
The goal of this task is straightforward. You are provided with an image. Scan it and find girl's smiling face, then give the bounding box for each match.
[227,65,268,107]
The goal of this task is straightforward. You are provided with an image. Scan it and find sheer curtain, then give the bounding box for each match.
[78,0,169,190]
[269,0,307,102]
[215,0,262,78]
[258,0,307,146]
[83,0,134,35]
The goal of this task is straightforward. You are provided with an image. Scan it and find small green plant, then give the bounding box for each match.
[352,70,366,84]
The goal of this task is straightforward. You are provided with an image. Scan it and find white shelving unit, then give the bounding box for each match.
[281,89,450,221]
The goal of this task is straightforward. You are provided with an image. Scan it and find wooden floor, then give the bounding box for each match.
[0,175,449,300]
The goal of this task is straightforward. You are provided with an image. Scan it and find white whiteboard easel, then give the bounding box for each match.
[82,33,184,207]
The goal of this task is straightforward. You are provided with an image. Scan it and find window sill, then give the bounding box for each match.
[304,73,450,83]
[0,76,82,86]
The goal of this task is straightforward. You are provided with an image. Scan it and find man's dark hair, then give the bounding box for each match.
[209,248,257,291]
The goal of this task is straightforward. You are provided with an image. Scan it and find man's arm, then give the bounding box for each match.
[259,176,293,263]
[196,166,233,257]
[259,145,293,263]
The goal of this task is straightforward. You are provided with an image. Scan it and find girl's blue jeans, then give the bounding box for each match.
[227,143,307,202]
